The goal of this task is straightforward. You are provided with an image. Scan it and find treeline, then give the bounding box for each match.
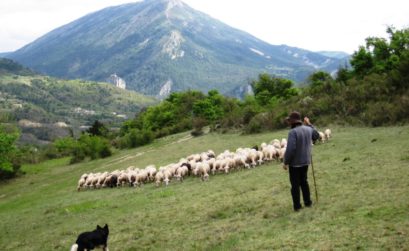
[119,27,409,137]
[1,27,408,179]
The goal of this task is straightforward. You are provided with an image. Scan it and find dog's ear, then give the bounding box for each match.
[104,224,108,229]
[97,225,102,229]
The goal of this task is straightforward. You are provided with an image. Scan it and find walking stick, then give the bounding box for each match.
[310,154,319,203]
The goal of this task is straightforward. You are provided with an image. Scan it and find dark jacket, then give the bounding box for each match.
[284,124,319,167]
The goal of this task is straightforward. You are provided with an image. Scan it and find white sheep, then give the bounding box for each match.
[281,138,287,148]
[278,147,286,162]
[145,165,157,182]
[193,162,210,181]
[96,172,109,189]
[154,171,165,187]
[117,171,129,187]
[134,170,148,187]
[102,173,118,188]
[174,165,189,181]
[324,129,332,141]
[270,139,281,149]
[233,154,249,169]
[77,173,88,191]
[260,143,276,161]
[318,131,326,143]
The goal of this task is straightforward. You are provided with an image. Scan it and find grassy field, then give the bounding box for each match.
[0,126,408,250]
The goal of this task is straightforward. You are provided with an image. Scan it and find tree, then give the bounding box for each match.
[192,90,224,122]
[0,126,20,179]
[350,26,409,79]
[307,71,333,88]
[86,120,108,137]
[350,46,374,77]
[251,73,298,106]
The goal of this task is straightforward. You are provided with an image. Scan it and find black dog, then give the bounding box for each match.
[70,224,109,251]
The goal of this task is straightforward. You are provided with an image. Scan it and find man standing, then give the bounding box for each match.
[283,111,319,211]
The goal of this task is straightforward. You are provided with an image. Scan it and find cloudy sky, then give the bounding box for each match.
[0,0,408,54]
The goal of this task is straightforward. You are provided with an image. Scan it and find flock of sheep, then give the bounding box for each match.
[76,129,331,191]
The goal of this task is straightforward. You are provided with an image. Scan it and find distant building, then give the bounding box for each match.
[109,73,126,89]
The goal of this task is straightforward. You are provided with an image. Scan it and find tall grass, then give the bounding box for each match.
[0,126,408,250]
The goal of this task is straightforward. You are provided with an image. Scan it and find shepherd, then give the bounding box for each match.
[283,111,320,212]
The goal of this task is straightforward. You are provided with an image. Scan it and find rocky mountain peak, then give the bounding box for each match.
[7,0,346,98]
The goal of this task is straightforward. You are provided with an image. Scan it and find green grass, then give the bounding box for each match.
[0,126,409,250]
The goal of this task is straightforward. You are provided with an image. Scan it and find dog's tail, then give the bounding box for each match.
[70,244,78,251]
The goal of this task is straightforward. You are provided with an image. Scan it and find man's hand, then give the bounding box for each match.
[282,164,288,170]
[303,117,311,126]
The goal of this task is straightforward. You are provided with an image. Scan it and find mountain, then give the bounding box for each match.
[0,58,36,76]
[316,51,350,59]
[0,59,156,144]
[0,52,11,57]
[7,0,347,97]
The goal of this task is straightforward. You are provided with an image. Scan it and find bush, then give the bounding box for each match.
[361,101,399,126]
[244,112,273,134]
[53,137,77,157]
[191,117,207,137]
[0,127,21,180]
[69,134,112,164]
[120,129,154,149]
[70,145,86,164]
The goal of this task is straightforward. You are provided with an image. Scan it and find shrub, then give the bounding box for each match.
[0,126,21,180]
[69,134,112,164]
[244,112,273,134]
[120,129,154,148]
[361,101,399,126]
[53,137,77,156]
[191,117,207,137]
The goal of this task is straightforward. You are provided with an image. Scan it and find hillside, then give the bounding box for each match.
[316,51,350,59]
[7,0,347,98]
[0,63,156,143]
[0,126,408,250]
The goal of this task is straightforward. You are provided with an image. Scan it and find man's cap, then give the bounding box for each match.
[286,111,302,124]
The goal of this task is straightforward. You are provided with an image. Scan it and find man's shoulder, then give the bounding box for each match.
[293,125,311,131]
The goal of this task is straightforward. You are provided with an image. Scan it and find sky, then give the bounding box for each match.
[0,0,408,54]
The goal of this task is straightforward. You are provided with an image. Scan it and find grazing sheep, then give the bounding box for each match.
[318,131,326,143]
[324,129,332,141]
[271,139,281,150]
[96,172,109,189]
[117,172,129,187]
[134,170,148,187]
[233,154,249,169]
[145,165,157,182]
[162,169,172,186]
[187,154,201,162]
[154,171,165,187]
[260,143,277,161]
[219,157,235,174]
[278,147,286,162]
[207,150,216,159]
[77,173,88,191]
[181,162,192,175]
[127,169,139,186]
[193,162,210,181]
[102,174,118,188]
[281,138,287,148]
[212,159,224,174]
[256,150,264,165]
[174,165,189,181]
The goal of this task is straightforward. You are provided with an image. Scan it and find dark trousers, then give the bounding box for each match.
[289,165,312,210]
